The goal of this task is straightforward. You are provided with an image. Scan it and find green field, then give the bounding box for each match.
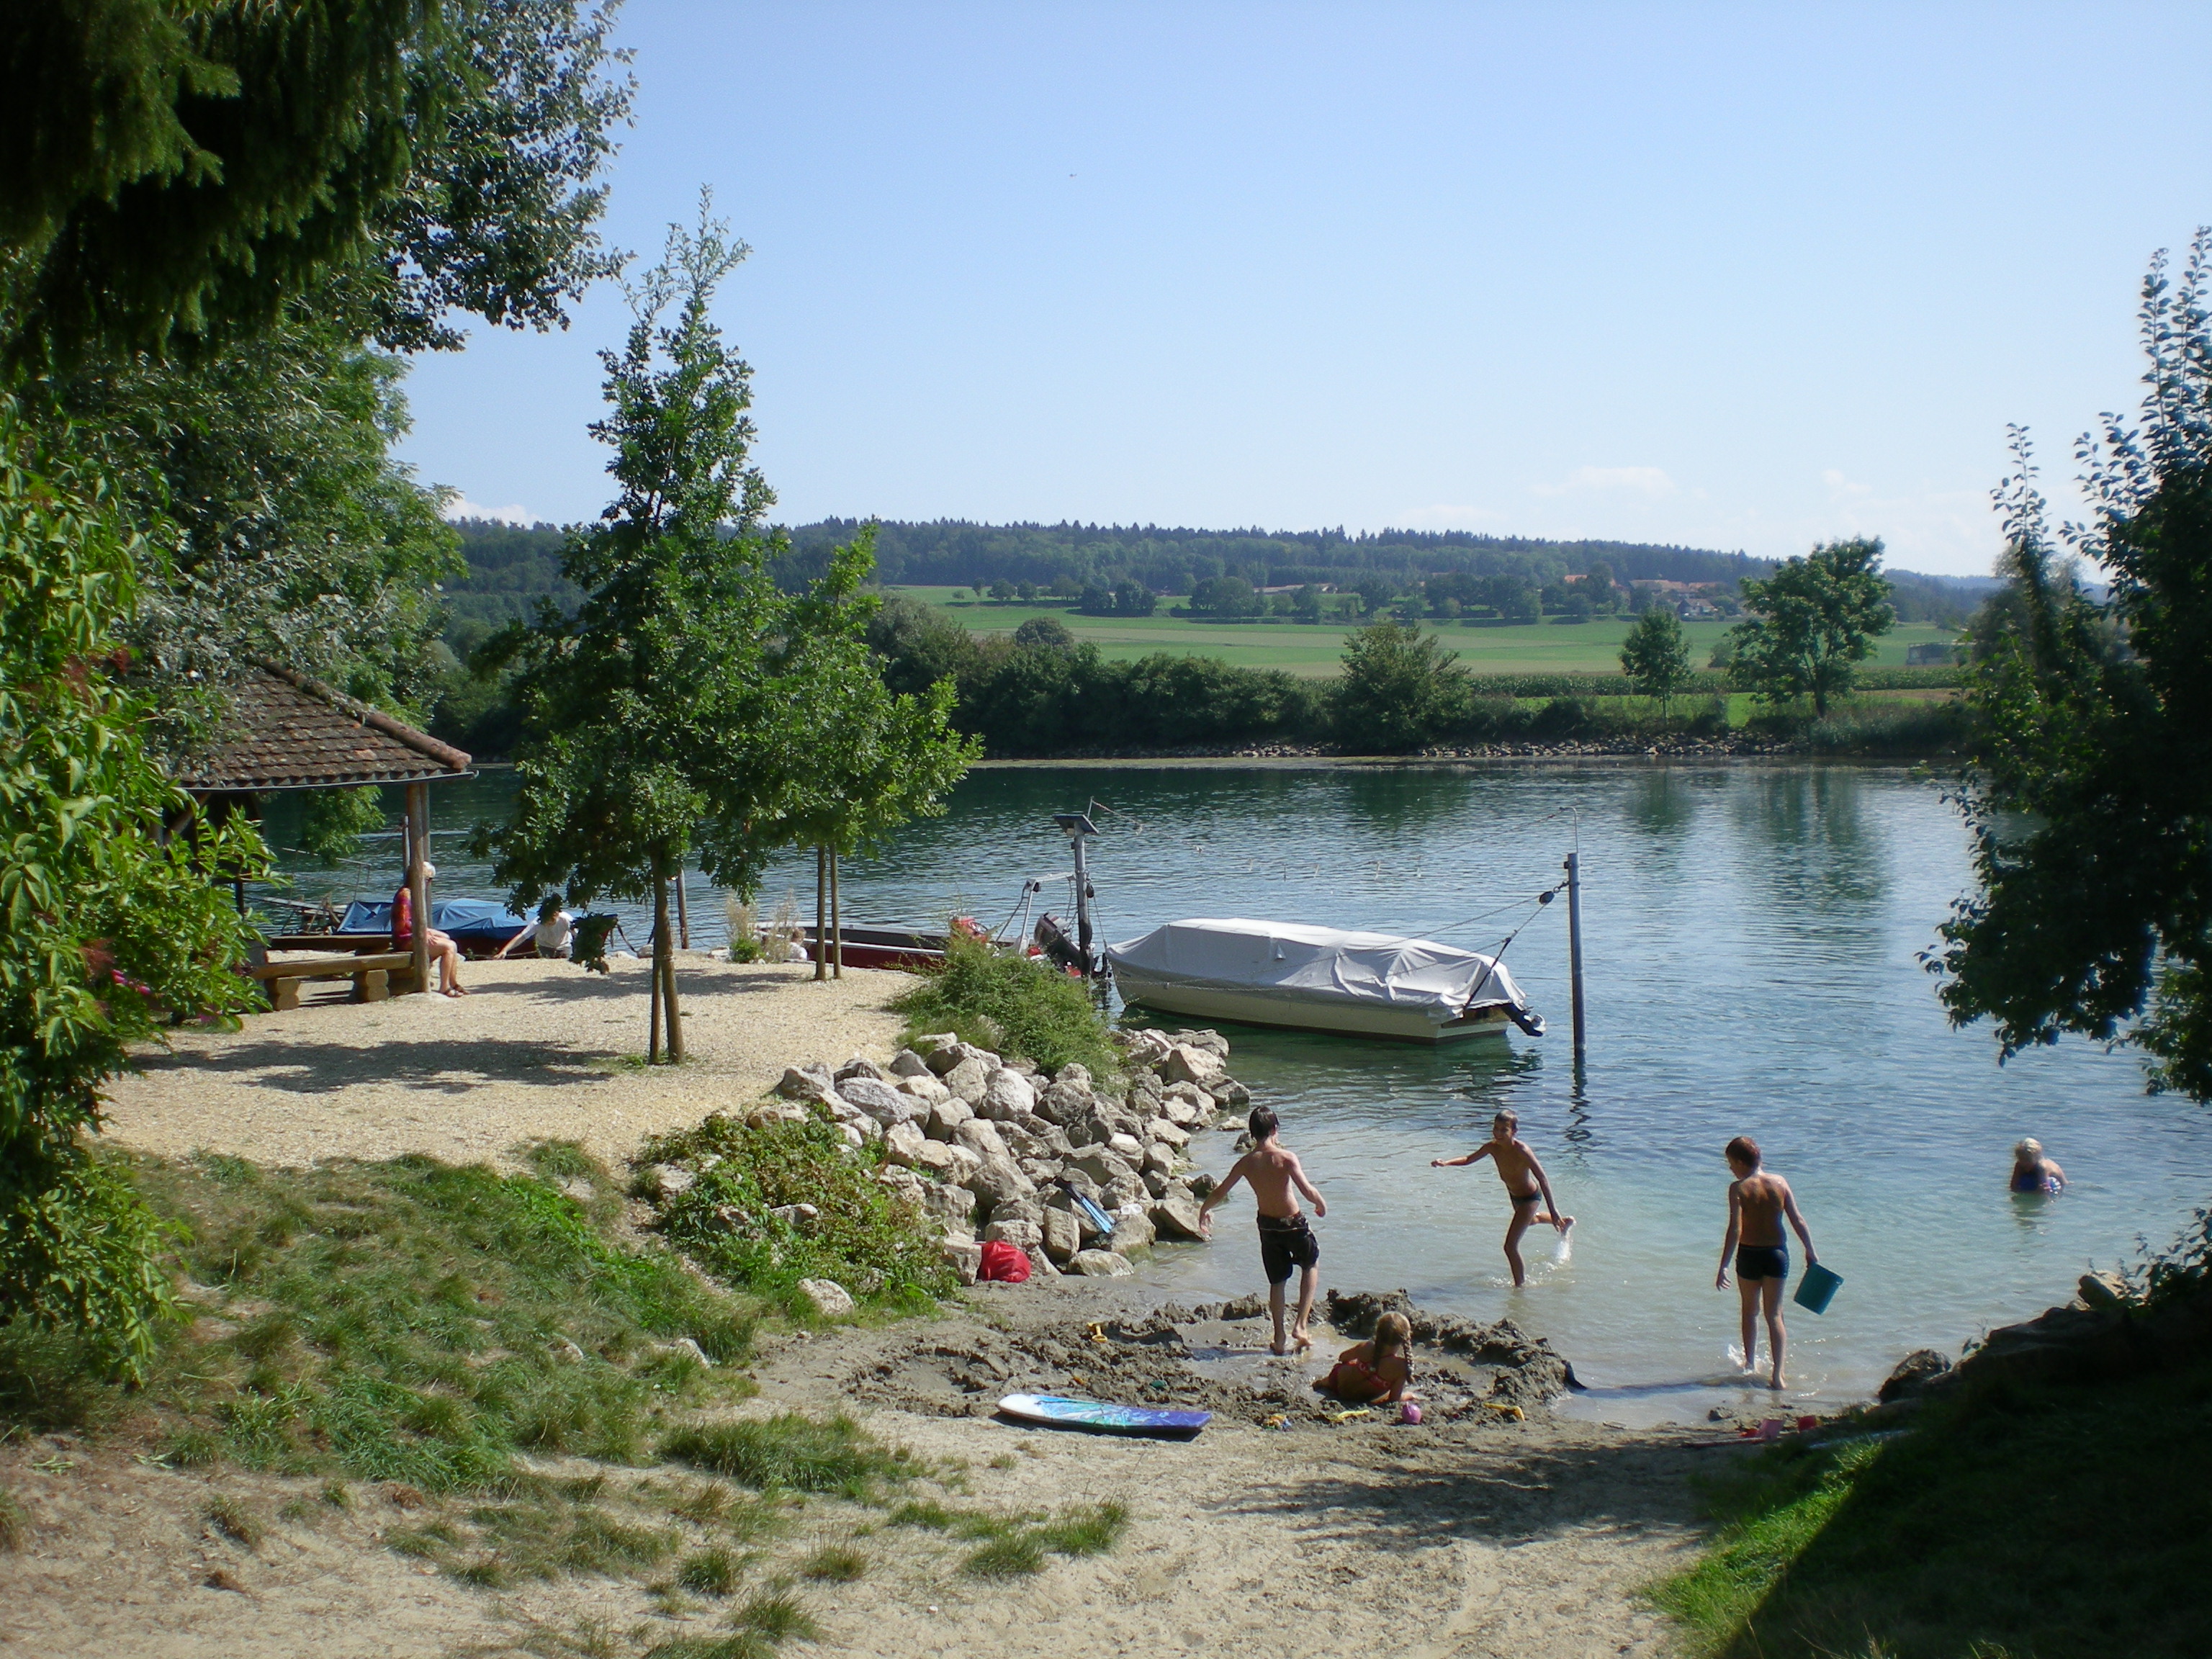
[891,586,1956,679]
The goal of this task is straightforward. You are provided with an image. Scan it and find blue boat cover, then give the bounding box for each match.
[338,897,529,940]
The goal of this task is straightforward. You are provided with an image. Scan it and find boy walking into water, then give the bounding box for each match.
[1198,1107,1326,1354]
[1431,1110,1572,1287]
[1715,1136,1817,1390]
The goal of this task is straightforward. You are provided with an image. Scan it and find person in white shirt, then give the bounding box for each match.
[498,895,576,960]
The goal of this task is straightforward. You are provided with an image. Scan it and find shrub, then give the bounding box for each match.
[891,932,1117,1076]
[642,1115,956,1313]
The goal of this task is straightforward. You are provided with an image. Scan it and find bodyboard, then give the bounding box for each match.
[997,1393,1210,1436]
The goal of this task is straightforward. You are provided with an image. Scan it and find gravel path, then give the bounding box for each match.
[101,955,909,1172]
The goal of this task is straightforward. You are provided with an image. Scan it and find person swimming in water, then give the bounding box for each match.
[1715,1135,1817,1390]
[1431,1110,1573,1287]
[2009,1138,2067,1195]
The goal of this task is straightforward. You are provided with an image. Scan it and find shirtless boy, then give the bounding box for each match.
[1198,1106,1326,1354]
[1432,1110,1572,1287]
[1714,1135,1817,1390]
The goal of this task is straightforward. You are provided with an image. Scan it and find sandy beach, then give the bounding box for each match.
[101,955,912,1170]
[22,958,1717,1658]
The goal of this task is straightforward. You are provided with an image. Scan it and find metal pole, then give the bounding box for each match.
[830,848,842,979]
[407,782,432,995]
[1564,849,1586,1066]
[814,845,827,981]
[1071,832,1094,971]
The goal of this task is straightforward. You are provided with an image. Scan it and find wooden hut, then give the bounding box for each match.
[175,662,474,995]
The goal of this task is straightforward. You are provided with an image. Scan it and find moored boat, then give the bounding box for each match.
[1105,917,1543,1044]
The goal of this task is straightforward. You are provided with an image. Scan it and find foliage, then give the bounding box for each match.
[642,1112,958,1313]
[1010,613,1074,649]
[1933,237,2212,1101]
[1727,538,1895,716]
[1618,604,1693,710]
[891,933,1118,1076]
[1650,1357,2212,1658]
[660,1412,912,1498]
[1334,620,1470,752]
[0,400,266,1377]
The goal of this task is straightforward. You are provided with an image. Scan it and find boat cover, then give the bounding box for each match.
[1106,918,1537,1025]
[338,897,529,941]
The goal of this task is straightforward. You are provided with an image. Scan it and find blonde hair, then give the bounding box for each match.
[1372,1311,1413,1357]
[2014,1138,2044,1164]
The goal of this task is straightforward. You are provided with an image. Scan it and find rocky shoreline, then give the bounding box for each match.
[635,1023,1585,1419]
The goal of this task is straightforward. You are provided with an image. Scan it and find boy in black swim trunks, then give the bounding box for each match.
[1431,1110,1573,1287]
[1715,1135,1817,1390]
[1198,1106,1326,1354]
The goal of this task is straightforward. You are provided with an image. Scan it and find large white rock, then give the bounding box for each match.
[964,1152,1035,1208]
[1040,1205,1082,1264]
[1160,1045,1225,1087]
[1149,1195,1206,1241]
[1148,1119,1191,1150]
[983,1217,1044,1251]
[896,1072,950,1105]
[835,1054,884,1083]
[926,1097,974,1141]
[1106,1131,1146,1162]
[775,1063,838,1103]
[915,1141,983,1184]
[942,1056,992,1105]
[836,1076,915,1127]
[918,1179,979,1232]
[955,1118,1009,1160]
[887,1048,934,1078]
[980,1066,1037,1121]
[882,1120,930,1167]
[796,1277,854,1318]
[939,1236,982,1285]
[1068,1249,1134,1277]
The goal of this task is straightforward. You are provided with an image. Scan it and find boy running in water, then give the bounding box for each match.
[1199,1106,1326,1354]
[1431,1110,1573,1287]
[1714,1135,1817,1390]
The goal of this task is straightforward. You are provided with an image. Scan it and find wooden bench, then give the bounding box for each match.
[248,952,416,1010]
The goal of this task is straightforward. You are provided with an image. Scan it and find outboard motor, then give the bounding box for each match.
[1033,912,1089,975]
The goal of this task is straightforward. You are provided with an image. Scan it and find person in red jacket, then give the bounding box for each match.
[392,863,468,995]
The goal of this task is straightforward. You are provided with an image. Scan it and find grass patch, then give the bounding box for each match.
[800,1541,867,1581]
[891,932,1118,1076]
[734,1588,822,1642]
[1650,1354,2212,1658]
[1033,1500,1128,1557]
[203,1494,263,1547]
[661,1413,913,1498]
[641,1115,956,1317]
[679,1545,742,1595]
[642,1638,773,1659]
[0,1488,27,1551]
[963,1533,1047,1578]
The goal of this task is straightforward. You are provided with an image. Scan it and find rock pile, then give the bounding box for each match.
[758,1025,1256,1285]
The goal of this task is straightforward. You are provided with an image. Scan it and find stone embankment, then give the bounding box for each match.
[751,1024,1255,1284]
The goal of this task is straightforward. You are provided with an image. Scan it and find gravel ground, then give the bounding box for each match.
[100,955,909,1172]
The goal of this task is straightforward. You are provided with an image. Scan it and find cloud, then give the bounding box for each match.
[1822,468,1871,498]
[1392,503,1500,529]
[443,496,537,526]
[1532,465,1678,499]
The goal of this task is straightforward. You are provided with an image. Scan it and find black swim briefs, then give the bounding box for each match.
[1735,1242,1789,1282]
[1257,1212,1319,1285]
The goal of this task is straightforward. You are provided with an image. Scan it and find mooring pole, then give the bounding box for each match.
[1564,849,1586,1067]
[1052,811,1102,976]
[675,856,691,951]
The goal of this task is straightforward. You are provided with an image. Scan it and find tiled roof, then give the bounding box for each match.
[177,663,473,793]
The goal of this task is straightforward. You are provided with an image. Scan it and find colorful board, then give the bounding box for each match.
[997,1393,1211,1436]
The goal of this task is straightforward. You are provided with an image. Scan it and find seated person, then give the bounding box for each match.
[1314,1310,1414,1404]
[392,866,467,996]
[2009,1138,2066,1195]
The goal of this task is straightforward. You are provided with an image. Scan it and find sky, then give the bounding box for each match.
[399,2,2212,577]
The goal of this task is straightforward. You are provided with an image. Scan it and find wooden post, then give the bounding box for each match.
[406,781,431,995]
[830,847,843,979]
[675,857,691,950]
[814,845,827,981]
[1564,850,1586,1069]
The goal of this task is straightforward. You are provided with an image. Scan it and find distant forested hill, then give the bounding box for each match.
[445,516,1994,638]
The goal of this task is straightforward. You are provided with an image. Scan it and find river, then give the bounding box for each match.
[258,760,2212,1424]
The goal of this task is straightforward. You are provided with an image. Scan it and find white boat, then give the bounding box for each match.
[1105,917,1544,1044]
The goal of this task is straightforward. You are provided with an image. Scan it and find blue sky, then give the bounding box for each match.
[399,2,2212,576]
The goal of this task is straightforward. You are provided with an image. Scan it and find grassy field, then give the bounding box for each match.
[891,586,1956,678]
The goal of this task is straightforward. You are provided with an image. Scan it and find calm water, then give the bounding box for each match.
[258,762,2212,1424]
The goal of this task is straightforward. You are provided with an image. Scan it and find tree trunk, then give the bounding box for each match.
[664,924,684,1062]
[675,857,691,950]
[830,846,842,979]
[814,844,827,982]
[652,866,683,1062]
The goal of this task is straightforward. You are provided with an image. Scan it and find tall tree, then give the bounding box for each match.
[0,395,266,1377]
[1727,537,1894,716]
[1933,235,2212,1102]
[1619,603,1692,716]
[1334,620,1469,752]
[487,204,811,1060]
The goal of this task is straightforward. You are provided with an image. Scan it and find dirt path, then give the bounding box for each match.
[1,1280,1706,1659]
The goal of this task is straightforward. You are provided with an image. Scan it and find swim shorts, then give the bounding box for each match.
[1257,1213,1319,1285]
[1735,1243,1789,1281]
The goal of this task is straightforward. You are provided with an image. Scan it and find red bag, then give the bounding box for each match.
[977,1241,1030,1283]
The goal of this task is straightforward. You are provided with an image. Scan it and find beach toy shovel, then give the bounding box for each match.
[1794,1261,1843,1315]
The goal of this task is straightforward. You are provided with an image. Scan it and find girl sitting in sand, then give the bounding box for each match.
[1315,1311,1414,1405]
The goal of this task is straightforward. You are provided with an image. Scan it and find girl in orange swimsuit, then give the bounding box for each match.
[1316,1311,1414,1404]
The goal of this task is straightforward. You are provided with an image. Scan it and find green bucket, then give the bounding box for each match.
[1793,1261,1843,1315]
